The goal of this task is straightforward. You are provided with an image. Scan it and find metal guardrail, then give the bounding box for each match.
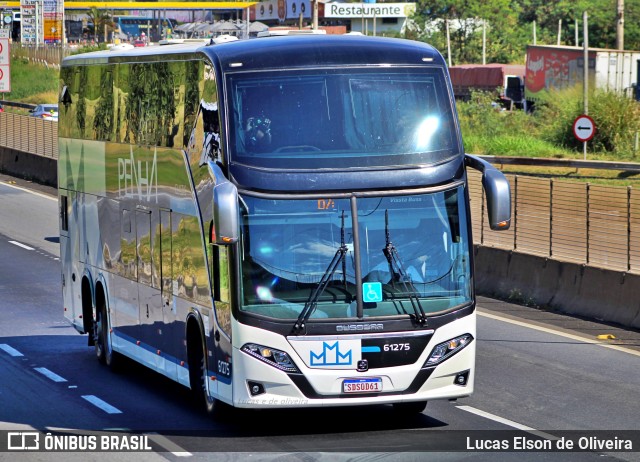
[479,155,640,173]
[1,100,37,111]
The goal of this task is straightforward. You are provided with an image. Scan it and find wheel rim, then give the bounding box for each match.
[95,311,104,359]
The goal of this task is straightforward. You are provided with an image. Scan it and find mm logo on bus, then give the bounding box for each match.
[118,146,158,203]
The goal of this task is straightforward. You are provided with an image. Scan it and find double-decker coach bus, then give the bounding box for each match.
[58,34,510,415]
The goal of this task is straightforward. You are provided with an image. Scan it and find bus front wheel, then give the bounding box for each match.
[187,332,229,418]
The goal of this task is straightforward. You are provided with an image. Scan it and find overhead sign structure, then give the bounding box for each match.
[0,28,9,92]
[573,114,596,142]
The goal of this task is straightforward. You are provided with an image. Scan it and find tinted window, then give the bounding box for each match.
[227,67,459,169]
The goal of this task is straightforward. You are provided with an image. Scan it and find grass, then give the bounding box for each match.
[2,58,59,106]
[463,134,571,158]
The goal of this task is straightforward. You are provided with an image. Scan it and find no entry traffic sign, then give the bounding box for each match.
[573,114,596,142]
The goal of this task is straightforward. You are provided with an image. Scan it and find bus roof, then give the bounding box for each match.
[62,35,446,69]
[204,35,445,71]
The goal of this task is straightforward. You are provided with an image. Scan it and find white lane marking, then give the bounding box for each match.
[1,181,57,201]
[82,395,123,414]
[478,309,640,358]
[0,344,24,357]
[148,432,192,457]
[457,405,557,440]
[9,240,35,251]
[34,367,67,383]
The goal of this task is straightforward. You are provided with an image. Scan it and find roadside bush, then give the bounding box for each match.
[534,87,640,156]
[457,90,564,156]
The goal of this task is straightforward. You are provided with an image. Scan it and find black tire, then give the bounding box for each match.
[94,300,120,370]
[393,401,427,414]
[188,335,230,418]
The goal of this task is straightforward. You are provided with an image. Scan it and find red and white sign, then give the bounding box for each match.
[0,28,9,92]
[573,114,596,142]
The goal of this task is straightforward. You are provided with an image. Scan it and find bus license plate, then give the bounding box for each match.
[343,378,382,393]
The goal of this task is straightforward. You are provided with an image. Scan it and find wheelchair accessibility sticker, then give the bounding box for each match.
[363,282,382,303]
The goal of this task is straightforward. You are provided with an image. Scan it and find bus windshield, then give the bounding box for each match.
[239,186,471,321]
[228,67,459,169]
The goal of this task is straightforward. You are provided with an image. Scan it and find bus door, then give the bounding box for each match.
[136,208,164,357]
[158,208,179,375]
[117,208,140,336]
[159,209,173,320]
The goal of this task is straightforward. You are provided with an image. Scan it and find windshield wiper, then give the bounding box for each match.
[382,209,427,325]
[293,211,349,333]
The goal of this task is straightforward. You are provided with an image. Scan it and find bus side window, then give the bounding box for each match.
[200,101,220,164]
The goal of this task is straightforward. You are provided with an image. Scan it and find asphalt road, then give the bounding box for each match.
[0,177,639,462]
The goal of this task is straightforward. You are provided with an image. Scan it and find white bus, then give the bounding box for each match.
[58,35,510,415]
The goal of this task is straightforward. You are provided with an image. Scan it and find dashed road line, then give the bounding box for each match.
[82,395,123,414]
[8,240,35,251]
[457,405,558,440]
[0,344,24,357]
[148,432,192,457]
[34,367,68,383]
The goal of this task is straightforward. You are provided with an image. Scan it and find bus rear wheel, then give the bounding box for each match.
[393,401,427,414]
[94,295,119,370]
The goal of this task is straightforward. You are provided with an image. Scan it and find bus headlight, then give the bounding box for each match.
[241,343,300,373]
[423,334,473,367]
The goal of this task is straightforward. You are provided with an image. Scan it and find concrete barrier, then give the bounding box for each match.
[0,147,57,188]
[474,245,640,329]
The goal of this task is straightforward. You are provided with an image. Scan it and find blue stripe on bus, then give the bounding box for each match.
[361,346,381,353]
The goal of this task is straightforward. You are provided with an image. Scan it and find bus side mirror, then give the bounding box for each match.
[465,154,511,231]
[208,161,239,245]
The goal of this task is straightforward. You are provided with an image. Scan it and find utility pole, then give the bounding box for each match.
[583,11,589,160]
[616,0,624,50]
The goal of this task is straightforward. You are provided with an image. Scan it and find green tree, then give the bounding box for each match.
[85,7,115,43]
[411,0,640,63]
[515,0,640,50]
[412,0,526,64]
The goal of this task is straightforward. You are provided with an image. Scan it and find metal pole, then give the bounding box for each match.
[557,19,562,45]
[583,11,589,160]
[446,19,451,67]
[616,0,624,50]
[586,183,590,264]
[533,20,536,45]
[313,0,318,30]
[482,20,486,65]
[373,10,376,36]
[549,179,553,257]
[628,186,631,271]
[575,18,579,45]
